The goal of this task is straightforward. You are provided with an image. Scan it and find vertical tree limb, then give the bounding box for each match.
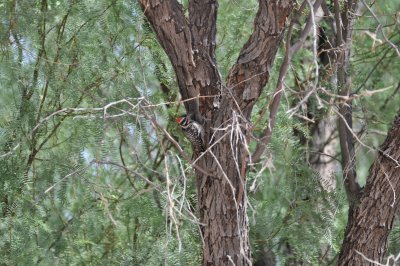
[333,0,362,205]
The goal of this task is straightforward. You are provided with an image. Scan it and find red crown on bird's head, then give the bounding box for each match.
[176,116,185,124]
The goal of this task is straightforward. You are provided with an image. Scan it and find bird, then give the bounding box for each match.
[176,114,205,153]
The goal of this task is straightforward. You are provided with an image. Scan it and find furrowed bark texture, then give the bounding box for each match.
[139,0,220,123]
[200,2,292,265]
[338,112,400,265]
[139,0,293,265]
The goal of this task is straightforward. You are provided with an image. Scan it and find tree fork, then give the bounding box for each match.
[139,0,294,264]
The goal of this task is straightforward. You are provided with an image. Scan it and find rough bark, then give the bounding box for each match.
[139,0,293,265]
[338,112,400,265]
[139,0,220,123]
[197,1,293,264]
[327,1,400,264]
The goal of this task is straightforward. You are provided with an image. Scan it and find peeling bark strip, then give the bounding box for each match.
[139,0,293,265]
[338,112,400,265]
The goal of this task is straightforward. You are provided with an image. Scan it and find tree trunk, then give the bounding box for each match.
[138,0,293,265]
[338,112,400,265]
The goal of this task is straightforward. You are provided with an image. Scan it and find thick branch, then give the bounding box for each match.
[194,1,294,265]
[189,0,221,117]
[338,111,400,265]
[139,0,221,122]
[225,0,294,116]
[139,0,197,116]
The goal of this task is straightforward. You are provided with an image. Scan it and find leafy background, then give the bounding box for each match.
[0,0,399,265]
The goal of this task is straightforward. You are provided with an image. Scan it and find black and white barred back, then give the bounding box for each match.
[176,115,205,153]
